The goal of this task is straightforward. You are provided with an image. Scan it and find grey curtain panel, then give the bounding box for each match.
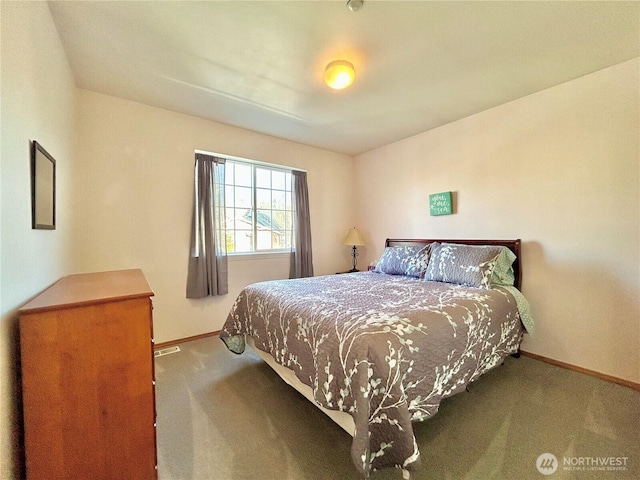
[290,170,314,278]
[186,153,228,298]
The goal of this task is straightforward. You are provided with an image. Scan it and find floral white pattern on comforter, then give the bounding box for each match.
[220,272,524,476]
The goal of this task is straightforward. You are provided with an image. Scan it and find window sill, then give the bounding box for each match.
[228,251,290,262]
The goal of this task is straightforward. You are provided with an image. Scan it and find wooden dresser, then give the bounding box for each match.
[18,269,157,479]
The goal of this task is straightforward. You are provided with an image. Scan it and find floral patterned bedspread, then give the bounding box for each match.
[220,272,524,476]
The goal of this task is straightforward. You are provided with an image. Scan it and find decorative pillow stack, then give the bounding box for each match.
[374,244,433,278]
[373,241,517,290]
[424,242,512,289]
[371,240,531,331]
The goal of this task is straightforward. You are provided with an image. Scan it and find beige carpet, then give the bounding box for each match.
[154,336,639,480]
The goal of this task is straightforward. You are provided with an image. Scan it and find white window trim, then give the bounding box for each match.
[195,149,305,174]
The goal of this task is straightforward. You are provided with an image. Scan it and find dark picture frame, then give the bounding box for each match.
[31,141,56,230]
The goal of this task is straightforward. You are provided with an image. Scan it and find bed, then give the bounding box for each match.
[220,238,532,477]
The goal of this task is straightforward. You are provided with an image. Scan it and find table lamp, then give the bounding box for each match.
[343,227,365,272]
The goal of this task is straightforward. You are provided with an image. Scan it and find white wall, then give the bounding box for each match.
[0,2,79,478]
[73,90,354,344]
[354,59,640,384]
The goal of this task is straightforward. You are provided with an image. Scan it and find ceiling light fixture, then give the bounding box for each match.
[347,0,364,12]
[323,60,356,90]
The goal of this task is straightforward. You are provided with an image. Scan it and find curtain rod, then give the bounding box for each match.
[194,149,306,173]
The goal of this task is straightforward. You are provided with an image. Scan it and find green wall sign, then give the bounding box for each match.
[429,191,453,216]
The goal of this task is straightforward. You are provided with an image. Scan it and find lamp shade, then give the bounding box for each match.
[324,60,356,89]
[344,227,365,246]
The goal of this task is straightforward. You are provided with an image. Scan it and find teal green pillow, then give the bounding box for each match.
[490,247,516,286]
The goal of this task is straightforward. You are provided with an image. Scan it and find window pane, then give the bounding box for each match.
[256,231,272,250]
[225,162,234,185]
[256,188,271,209]
[272,210,286,232]
[256,168,271,188]
[233,208,252,229]
[226,231,235,253]
[256,209,272,231]
[225,210,235,230]
[272,171,285,190]
[272,190,285,209]
[273,232,285,250]
[234,230,253,252]
[225,185,234,208]
[235,163,252,187]
[235,186,252,208]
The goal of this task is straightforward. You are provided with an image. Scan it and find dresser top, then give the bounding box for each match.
[19,269,154,314]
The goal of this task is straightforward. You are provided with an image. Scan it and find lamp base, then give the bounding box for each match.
[350,245,360,272]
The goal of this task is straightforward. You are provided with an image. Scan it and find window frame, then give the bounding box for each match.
[222,156,295,256]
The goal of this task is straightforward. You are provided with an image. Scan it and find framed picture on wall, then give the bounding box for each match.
[30,141,56,230]
[429,191,453,216]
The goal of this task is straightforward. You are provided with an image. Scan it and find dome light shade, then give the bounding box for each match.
[323,60,356,89]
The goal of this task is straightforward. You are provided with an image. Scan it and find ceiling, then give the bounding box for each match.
[48,1,639,156]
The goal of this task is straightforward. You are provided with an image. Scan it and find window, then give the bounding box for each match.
[224,159,293,254]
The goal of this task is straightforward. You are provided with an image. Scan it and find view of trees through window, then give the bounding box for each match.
[224,160,293,253]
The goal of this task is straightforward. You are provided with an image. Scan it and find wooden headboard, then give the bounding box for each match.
[386,238,522,290]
